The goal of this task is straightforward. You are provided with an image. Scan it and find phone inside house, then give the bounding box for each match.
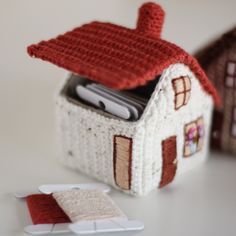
[76,83,148,120]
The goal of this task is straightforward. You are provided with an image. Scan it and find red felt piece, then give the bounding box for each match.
[27,3,220,107]
[26,194,71,225]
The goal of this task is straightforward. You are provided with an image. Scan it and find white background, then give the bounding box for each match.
[1,0,236,235]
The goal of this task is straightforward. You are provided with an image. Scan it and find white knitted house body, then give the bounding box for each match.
[27,3,219,197]
[56,63,213,196]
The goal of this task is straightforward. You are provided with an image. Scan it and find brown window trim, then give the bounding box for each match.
[172,76,191,110]
[175,90,191,95]
[113,135,132,190]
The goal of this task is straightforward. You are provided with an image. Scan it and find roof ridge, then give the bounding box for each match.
[27,3,220,107]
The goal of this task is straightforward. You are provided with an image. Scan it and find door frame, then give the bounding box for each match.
[159,136,177,188]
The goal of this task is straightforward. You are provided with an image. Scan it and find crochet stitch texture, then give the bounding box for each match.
[27,2,220,196]
[27,3,220,107]
[53,189,127,223]
[26,194,71,224]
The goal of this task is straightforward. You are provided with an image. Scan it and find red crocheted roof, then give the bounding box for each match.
[27,3,220,107]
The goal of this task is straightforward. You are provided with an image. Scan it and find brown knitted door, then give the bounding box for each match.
[159,136,177,188]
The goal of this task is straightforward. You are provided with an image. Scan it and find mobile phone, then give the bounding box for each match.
[87,84,145,111]
[76,85,132,120]
[86,84,141,120]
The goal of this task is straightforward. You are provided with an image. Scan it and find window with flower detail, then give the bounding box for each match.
[184,117,204,157]
[172,76,191,110]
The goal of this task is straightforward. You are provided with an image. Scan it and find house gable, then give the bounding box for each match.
[134,63,214,194]
[140,63,214,121]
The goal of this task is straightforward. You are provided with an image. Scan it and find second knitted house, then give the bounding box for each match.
[197,27,236,155]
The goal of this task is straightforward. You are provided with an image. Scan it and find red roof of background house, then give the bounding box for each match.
[27,2,220,107]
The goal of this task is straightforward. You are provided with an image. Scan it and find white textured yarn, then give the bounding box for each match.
[55,63,213,196]
[53,189,127,223]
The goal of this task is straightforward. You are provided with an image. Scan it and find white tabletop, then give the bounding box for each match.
[1,70,236,236]
[1,0,236,235]
[1,106,236,236]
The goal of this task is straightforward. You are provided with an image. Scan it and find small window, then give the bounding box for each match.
[225,61,236,88]
[172,76,191,110]
[184,117,204,157]
[231,107,236,138]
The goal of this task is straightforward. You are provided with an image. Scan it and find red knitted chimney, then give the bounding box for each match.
[136,2,165,38]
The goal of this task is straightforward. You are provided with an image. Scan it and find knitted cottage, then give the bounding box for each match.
[28,3,220,196]
[197,27,236,154]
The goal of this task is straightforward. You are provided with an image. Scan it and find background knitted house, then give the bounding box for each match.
[28,3,220,196]
[197,27,236,154]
